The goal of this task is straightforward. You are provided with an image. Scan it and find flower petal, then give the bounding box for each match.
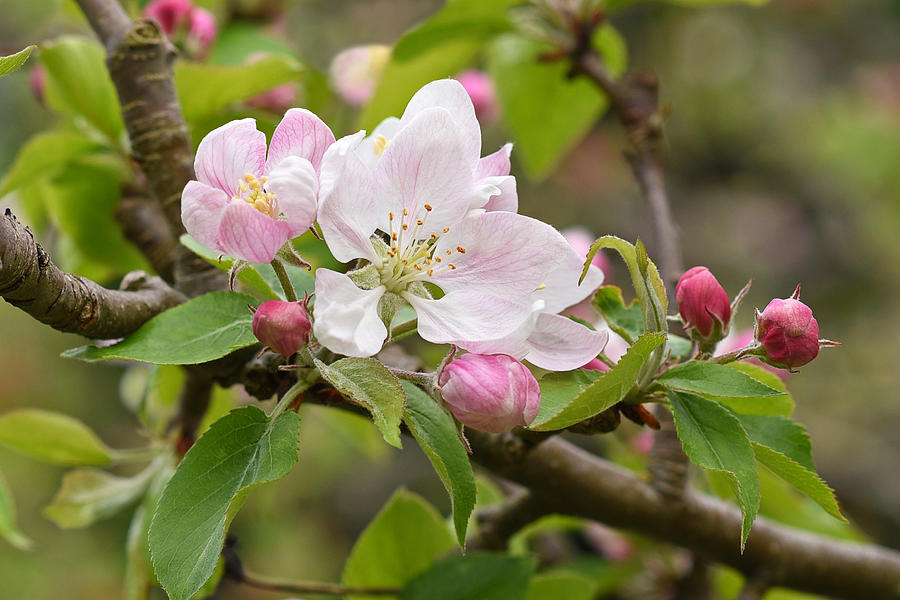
[313,269,387,357]
[523,313,609,371]
[267,108,336,173]
[266,156,318,237]
[536,246,605,314]
[404,291,533,344]
[475,144,517,212]
[375,107,475,241]
[181,180,229,253]
[429,211,571,298]
[194,118,266,197]
[318,150,381,263]
[451,301,542,360]
[401,79,481,164]
[475,143,512,179]
[216,200,291,263]
[357,117,402,169]
[319,130,366,201]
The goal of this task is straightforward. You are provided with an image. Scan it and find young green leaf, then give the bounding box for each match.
[731,414,815,471]
[43,456,165,529]
[39,36,125,141]
[0,45,35,78]
[402,381,476,547]
[526,572,597,600]
[149,406,300,600]
[0,468,32,550]
[0,409,114,466]
[314,358,405,448]
[0,130,105,197]
[669,391,760,549]
[658,361,784,398]
[487,26,626,178]
[592,285,643,343]
[343,489,456,600]
[710,362,794,416]
[530,333,667,431]
[63,292,259,365]
[400,553,534,600]
[753,445,845,522]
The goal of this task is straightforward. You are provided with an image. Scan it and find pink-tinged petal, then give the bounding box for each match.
[451,302,541,359]
[194,119,266,197]
[267,108,336,173]
[401,79,481,164]
[216,200,291,263]
[475,146,516,211]
[404,291,533,344]
[318,151,380,263]
[319,130,366,201]
[358,117,401,169]
[477,175,517,212]
[523,313,609,371]
[475,143,512,179]
[313,269,387,357]
[536,246,605,314]
[265,156,318,237]
[181,180,229,253]
[375,107,474,240]
[429,212,571,298]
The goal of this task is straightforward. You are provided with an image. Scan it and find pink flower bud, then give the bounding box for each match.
[187,8,217,57]
[456,70,499,125]
[143,0,217,60]
[329,44,391,107]
[252,300,311,358]
[29,66,46,105]
[755,296,820,369]
[676,266,731,339]
[582,358,609,372]
[143,0,193,35]
[438,354,541,434]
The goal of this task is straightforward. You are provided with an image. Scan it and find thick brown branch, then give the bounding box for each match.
[467,492,546,551]
[0,209,183,338]
[468,431,900,600]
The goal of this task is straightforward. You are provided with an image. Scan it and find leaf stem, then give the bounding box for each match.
[236,569,402,596]
[268,378,310,423]
[270,259,297,302]
[387,367,434,388]
[389,317,418,342]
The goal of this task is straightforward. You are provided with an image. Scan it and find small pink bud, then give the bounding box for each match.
[438,354,541,434]
[676,266,731,340]
[755,294,822,369]
[29,66,46,105]
[582,358,609,372]
[329,44,391,106]
[143,0,217,60]
[245,84,297,113]
[143,0,193,35]
[252,300,311,358]
[187,8,217,58]
[456,70,499,125]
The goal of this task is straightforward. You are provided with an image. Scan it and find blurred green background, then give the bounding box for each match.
[1,0,899,598]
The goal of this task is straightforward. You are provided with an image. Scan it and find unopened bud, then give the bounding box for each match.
[29,66,46,105]
[186,8,217,58]
[252,300,311,358]
[143,0,217,60]
[456,70,499,125]
[329,44,390,106]
[676,266,731,341]
[438,354,540,433]
[754,288,837,369]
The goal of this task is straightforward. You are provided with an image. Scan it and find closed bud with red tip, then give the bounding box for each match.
[753,286,839,369]
[252,300,312,359]
[438,354,541,434]
[676,266,732,346]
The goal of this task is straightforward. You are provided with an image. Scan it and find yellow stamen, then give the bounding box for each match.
[535,283,547,291]
[442,226,450,233]
[373,134,388,157]
[456,246,467,254]
[424,204,433,211]
[448,263,457,270]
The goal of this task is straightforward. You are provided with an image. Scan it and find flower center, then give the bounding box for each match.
[235,173,280,218]
[375,204,466,293]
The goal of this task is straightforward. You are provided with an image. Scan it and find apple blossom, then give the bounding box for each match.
[457,69,499,125]
[676,266,731,340]
[754,288,838,369]
[181,111,335,263]
[252,300,311,358]
[438,353,541,433]
[329,44,391,107]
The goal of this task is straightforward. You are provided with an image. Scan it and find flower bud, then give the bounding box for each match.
[252,300,311,358]
[329,44,391,107]
[438,354,541,434]
[676,266,731,340]
[143,0,192,34]
[143,0,217,60]
[29,66,46,105]
[754,293,823,369]
[186,7,217,58]
[456,70,499,125]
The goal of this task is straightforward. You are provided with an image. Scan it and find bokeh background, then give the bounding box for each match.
[1,0,898,598]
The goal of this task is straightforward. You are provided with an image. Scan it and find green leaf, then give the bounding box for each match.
[0,468,32,550]
[361,39,482,130]
[149,406,300,600]
[176,54,302,123]
[487,26,626,178]
[658,361,784,398]
[39,36,125,141]
[0,130,105,197]
[711,362,794,416]
[530,333,667,431]
[526,572,597,600]
[669,392,760,548]
[63,291,259,365]
[400,554,534,600]
[314,358,405,449]
[731,414,814,471]
[43,456,165,528]
[401,381,476,547]
[666,333,693,360]
[124,460,174,600]
[0,45,35,78]
[0,409,114,465]
[592,285,643,343]
[392,0,519,61]
[343,489,456,600]
[753,445,845,522]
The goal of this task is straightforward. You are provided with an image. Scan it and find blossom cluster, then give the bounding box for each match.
[181,79,609,431]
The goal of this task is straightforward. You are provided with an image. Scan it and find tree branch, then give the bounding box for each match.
[467,431,900,600]
[116,187,176,283]
[0,208,183,338]
[467,491,546,551]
